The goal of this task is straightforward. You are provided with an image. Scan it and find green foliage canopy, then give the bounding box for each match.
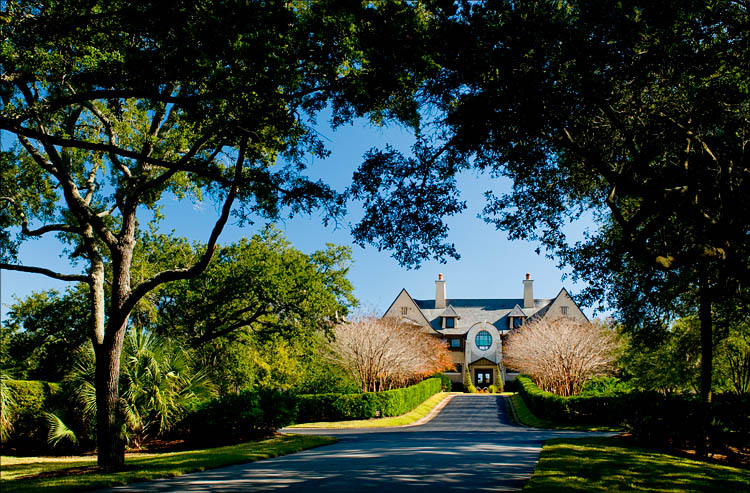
[1,286,91,380]
[0,0,440,468]
[149,225,356,347]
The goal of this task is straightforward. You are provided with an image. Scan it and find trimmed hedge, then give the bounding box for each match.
[517,375,750,457]
[296,377,442,422]
[180,388,297,446]
[435,373,453,392]
[2,380,62,452]
[517,374,635,425]
[624,393,750,455]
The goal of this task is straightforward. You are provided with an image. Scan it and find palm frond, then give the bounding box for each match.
[45,412,78,447]
[0,373,16,442]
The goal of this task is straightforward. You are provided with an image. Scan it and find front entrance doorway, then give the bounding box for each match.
[475,369,493,388]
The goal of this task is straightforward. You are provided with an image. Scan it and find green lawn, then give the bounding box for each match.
[288,391,452,428]
[508,394,750,491]
[524,436,750,492]
[1,434,336,493]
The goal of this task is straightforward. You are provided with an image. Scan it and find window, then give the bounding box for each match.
[450,338,461,349]
[449,363,462,374]
[475,330,492,351]
[560,306,568,315]
[445,317,455,328]
[401,306,408,315]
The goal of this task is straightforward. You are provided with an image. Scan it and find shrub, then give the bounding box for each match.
[296,393,342,422]
[180,388,296,446]
[463,371,476,393]
[295,378,442,422]
[494,367,504,393]
[333,392,378,419]
[518,375,750,457]
[625,393,750,456]
[580,376,634,396]
[517,374,634,425]
[2,380,62,452]
[488,385,498,394]
[434,373,452,392]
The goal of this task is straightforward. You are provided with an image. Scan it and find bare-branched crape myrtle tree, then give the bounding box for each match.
[327,316,454,393]
[503,318,620,396]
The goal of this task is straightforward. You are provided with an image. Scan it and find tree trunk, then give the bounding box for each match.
[89,255,106,346]
[95,235,135,470]
[697,270,713,457]
[95,324,127,470]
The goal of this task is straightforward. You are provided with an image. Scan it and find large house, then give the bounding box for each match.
[383,273,588,389]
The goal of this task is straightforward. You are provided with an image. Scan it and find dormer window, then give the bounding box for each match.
[508,304,527,330]
[439,304,460,330]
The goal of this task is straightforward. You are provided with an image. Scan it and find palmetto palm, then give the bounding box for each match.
[64,329,213,449]
[0,372,16,442]
[120,329,213,447]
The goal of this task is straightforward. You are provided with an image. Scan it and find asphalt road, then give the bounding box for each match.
[103,395,612,492]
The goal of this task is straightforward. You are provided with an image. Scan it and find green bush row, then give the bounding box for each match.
[623,392,750,455]
[517,375,632,425]
[517,375,750,455]
[297,377,442,422]
[2,380,62,452]
[179,388,297,446]
[435,373,453,392]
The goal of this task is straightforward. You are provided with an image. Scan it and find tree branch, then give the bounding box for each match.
[192,305,268,345]
[0,263,90,283]
[3,122,229,184]
[9,88,202,125]
[80,99,132,179]
[122,136,249,314]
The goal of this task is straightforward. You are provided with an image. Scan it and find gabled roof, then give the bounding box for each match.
[438,305,460,318]
[507,304,526,318]
[469,357,498,367]
[383,288,432,327]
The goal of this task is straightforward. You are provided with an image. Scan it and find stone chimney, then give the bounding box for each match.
[435,273,446,309]
[523,273,534,309]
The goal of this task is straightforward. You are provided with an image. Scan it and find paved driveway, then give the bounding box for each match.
[105,395,612,492]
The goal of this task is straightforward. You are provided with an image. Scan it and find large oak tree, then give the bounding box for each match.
[0,0,442,468]
[352,0,749,432]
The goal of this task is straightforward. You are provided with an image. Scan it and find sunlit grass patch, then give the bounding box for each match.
[288,391,450,428]
[1,434,336,493]
[524,436,750,492]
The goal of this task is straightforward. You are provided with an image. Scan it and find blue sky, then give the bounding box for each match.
[1,118,600,319]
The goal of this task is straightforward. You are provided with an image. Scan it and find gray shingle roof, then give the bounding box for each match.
[414,298,553,334]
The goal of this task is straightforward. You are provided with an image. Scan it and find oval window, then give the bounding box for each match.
[475,330,492,351]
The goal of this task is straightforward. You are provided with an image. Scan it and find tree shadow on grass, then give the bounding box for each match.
[525,437,750,492]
